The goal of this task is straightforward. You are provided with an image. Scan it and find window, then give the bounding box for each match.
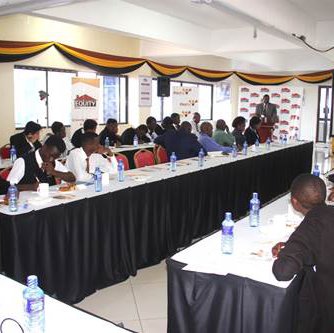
[151,79,213,121]
[14,66,128,128]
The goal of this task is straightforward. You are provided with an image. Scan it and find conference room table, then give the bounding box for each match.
[0,141,312,304]
[0,274,135,332]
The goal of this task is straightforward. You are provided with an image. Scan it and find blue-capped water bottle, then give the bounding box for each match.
[249,192,260,227]
[104,136,110,148]
[242,141,248,155]
[94,167,102,192]
[23,275,45,333]
[198,148,205,168]
[232,141,238,158]
[283,134,288,145]
[170,152,177,172]
[312,164,320,177]
[117,160,125,182]
[133,134,139,147]
[266,137,271,150]
[10,145,17,163]
[279,135,283,144]
[221,212,234,254]
[8,182,18,213]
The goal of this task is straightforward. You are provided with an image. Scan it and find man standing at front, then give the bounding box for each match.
[255,94,279,124]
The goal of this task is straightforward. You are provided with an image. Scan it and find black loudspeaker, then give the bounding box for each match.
[157,76,170,97]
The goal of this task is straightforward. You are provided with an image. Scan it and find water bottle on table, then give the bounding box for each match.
[133,134,139,147]
[117,160,125,182]
[221,212,234,254]
[23,275,45,333]
[10,145,17,163]
[266,137,271,150]
[198,148,205,168]
[313,164,320,177]
[104,137,110,148]
[232,141,238,158]
[249,192,260,227]
[170,152,177,172]
[283,134,288,145]
[94,167,102,192]
[8,182,18,212]
[242,141,248,155]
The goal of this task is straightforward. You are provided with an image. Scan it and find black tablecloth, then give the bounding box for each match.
[0,142,313,304]
[167,258,304,333]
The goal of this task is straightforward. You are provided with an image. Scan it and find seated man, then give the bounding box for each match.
[120,125,151,145]
[10,121,42,157]
[244,116,261,146]
[99,118,122,147]
[44,121,73,156]
[71,119,97,148]
[7,135,76,191]
[198,122,232,153]
[213,119,234,147]
[161,116,176,132]
[231,116,246,148]
[171,113,181,130]
[191,112,201,137]
[146,116,164,140]
[272,174,334,333]
[154,121,203,160]
[66,132,117,182]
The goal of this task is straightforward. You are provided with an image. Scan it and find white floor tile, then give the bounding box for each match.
[141,318,167,333]
[130,262,167,285]
[121,320,143,332]
[132,282,167,320]
[76,280,139,322]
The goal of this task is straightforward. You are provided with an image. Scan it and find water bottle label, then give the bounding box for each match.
[25,298,44,313]
[222,226,233,236]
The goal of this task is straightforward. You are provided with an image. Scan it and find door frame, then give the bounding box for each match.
[316,85,331,143]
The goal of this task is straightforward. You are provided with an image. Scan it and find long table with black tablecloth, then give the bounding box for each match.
[0,142,313,304]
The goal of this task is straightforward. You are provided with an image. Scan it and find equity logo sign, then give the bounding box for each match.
[74,94,97,108]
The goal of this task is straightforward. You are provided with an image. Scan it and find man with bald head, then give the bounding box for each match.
[213,119,234,147]
[154,121,202,160]
[272,174,334,333]
[198,122,232,153]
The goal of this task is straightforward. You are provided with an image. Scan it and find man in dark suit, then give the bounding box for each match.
[99,118,122,147]
[10,121,42,157]
[146,116,164,140]
[255,94,279,123]
[120,125,151,145]
[272,174,334,333]
[244,116,261,146]
[71,119,97,148]
[154,121,203,160]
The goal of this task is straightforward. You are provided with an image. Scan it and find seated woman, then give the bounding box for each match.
[244,116,261,146]
[231,116,246,148]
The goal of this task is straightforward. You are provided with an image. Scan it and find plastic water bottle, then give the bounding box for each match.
[8,182,18,212]
[198,148,205,168]
[117,160,125,182]
[10,145,17,163]
[232,142,238,158]
[94,167,102,192]
[104,137,110,148]
[133,134,139,147]
[313,164,320,177]
[266,137,271,150]
[170,152,177,172]
[279,135,283,144]
[221,212,234,254]
[249,192,260,227]
[242,141,248,155]
[23,275,45,333]
[283,134,288,145]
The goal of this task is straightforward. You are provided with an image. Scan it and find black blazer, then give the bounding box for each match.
[244,127,260,146]
[9,132,42,158]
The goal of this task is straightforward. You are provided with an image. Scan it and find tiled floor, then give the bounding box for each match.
[76,261,168,333]
[76,145,334,333]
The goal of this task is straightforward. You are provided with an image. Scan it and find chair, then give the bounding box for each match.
[0,145,10,159]
[133,149,155,168]
[154,145,168,164]
[114,153,130,171]
[0,167,12,181]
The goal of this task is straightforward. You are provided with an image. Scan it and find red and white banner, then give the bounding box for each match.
[238,86,303,141]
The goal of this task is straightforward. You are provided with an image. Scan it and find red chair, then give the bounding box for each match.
[0,167,12,181]
[133,149,155,168]
[114,153,130,171]
[154,145,168,164]
[0,145,10,159]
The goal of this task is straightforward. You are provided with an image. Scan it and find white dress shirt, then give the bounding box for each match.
[7,149,69,185]
[66,148,117,182]
[191,120,200,137]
